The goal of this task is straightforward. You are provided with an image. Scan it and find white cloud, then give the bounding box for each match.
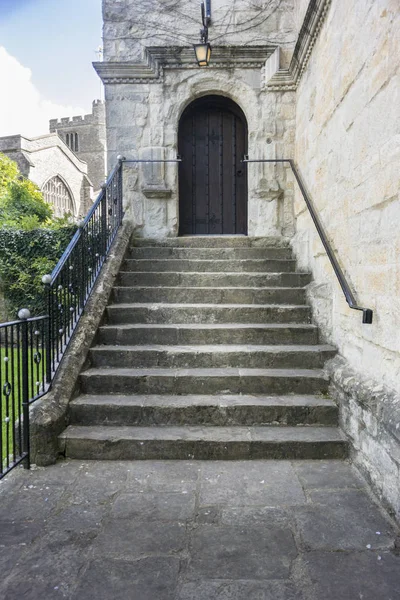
[0,46,86,138]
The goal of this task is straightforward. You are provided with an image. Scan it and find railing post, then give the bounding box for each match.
[42,275,52,384]
[18,308,31,470]
[100,182,108,256]
[117,156,126,225]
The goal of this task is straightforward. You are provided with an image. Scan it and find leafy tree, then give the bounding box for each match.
[0,152,19,191]
[0,152,53,228]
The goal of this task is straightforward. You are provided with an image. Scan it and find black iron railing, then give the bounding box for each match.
[0,313,48,476]
[243,157,373,324]
[0,158,124,478]
[43,159,124,378]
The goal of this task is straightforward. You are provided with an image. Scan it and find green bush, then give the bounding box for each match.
[0,153,78,319]
[0,226,77,318]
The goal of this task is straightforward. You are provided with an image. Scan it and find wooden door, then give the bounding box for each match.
[178,96,248,235]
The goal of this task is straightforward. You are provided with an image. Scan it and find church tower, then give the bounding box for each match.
[49,100,106,191]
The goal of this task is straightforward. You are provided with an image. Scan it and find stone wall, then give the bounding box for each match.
[103,0,297,61]
[292,0,400,516]
[98,0,299,237]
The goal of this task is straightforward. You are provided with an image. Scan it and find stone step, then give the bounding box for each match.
[69,394,339,427]
[59,425,348,460]
[128,247,293,260]
[112,286,307,305]
[79,367,329,395]
[123,259,297,273]
[97,323,319,346]
[89,344,336,369]
[106,303,311,324]
[131,236,290,248]
[117,271,312,288]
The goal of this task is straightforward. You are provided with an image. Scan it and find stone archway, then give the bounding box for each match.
[178,95,248,235]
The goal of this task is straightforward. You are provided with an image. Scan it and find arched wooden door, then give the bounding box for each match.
[178,96,248,235]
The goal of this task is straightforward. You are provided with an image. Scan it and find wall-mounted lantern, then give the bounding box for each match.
[194,1,212,67]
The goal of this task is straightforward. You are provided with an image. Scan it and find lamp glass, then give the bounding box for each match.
[194,43,212,67]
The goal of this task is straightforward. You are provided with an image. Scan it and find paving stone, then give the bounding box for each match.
[199,461,306,506]
[188,524,297,580]
[125,460,200,492]
[220,506,290,527]
[293,460,367,490]
[0,482,65,521]
[177,579,304,600]
[304,551,400,600]
[111,491,196,521]
[194,506,221,524]
[92,519,187,558]
[1,537,88,600]
[44,504,105,536]
[66,466,128,507]
[0,545,29,578]
[294,490,397,550]
[0,520,43,546]
[72,557,180,600]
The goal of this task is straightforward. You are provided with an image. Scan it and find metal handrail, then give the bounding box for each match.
[243,157,373,324]
[51,160,123,280]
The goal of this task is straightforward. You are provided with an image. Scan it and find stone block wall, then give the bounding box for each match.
[292,0,400,516]
[103,0,297,61]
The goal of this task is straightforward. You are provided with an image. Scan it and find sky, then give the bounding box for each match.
[0,0,103,137]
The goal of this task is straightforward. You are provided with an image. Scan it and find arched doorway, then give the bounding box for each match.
[178,95,248,235]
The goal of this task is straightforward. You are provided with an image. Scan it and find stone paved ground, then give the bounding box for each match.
[0,460,400,600]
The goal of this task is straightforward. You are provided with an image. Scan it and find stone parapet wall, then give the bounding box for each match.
[326,356,400,521]
[49,100,105,130]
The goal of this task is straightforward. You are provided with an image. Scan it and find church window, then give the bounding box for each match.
[65,132,79,152]
[42,176,74,217]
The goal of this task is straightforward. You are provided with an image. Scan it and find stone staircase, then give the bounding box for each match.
[58,236,348,460]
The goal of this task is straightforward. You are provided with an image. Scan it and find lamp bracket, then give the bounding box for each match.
[201,1,211,27]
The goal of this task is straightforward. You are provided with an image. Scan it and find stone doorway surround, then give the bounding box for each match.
[95,46,297,239]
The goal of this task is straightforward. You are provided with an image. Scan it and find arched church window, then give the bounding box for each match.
[65,132,79,152]
[42,176,74,217]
